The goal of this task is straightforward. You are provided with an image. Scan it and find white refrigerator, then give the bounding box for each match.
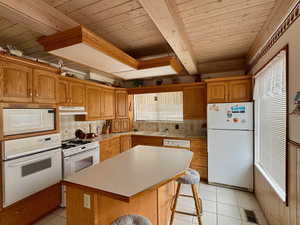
[207,102,253,191]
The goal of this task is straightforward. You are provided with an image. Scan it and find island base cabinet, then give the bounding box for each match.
[66,181,176,225]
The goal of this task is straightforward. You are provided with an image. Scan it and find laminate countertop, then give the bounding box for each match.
[63,145,193,201]
[89,131,207,142]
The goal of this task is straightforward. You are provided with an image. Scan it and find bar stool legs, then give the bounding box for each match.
[191,184,203,225]
[169,183,181,225]
[170,183,203,225]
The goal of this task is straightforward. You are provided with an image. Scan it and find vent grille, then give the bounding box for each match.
[244,209,258,224]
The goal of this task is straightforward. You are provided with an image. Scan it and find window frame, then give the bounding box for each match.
[253,45,289,205]
[133,91,184,122]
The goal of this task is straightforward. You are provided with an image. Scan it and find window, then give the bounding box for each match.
[253,49,287,202]
[134,92,183,121]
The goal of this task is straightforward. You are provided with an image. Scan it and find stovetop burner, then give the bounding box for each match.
[61,139,92,150]
[69,140,91,145]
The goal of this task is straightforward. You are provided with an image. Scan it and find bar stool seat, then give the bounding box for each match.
[110,215,152,225]
[170,169,203,225]
[177,168,200,184]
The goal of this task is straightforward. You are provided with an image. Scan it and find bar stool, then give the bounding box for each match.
[170,169,203,225]
[110,215,152,225]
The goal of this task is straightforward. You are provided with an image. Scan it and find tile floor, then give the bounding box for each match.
[33,183,268,225]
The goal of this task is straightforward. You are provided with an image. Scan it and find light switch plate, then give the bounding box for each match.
[83,194,91,209]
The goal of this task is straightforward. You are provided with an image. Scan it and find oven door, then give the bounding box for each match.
[3,108,55,136]
[63,147,99,178]
[2,148,62,207]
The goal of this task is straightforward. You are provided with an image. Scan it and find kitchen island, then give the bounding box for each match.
[63,145,193,225]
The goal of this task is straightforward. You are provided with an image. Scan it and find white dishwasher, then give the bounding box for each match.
[163,139,191,148]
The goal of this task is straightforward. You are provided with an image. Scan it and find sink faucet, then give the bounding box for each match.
[163,128,169,133]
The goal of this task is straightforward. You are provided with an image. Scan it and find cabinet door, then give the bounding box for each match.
[190,139,208,180]
[86,86,101,120]
[100,140,112,161]
[115,90,128,119]
[33,69,57,104]
[58,79,69,105]
[1,62,32,103]
[131,135,163,147]
[207,82,228,103]
[158,181,175,225]
[101,89,115,119]
[120,135,132,152]
[183,86,207,119]
[110,137,121,158]
[112,119,120,133]
[229,79,252,102]
[120,119,129,132]
[69,81,85,106]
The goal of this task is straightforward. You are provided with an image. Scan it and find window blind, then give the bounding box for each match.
[253,50,287,202]
[134,92,183,121]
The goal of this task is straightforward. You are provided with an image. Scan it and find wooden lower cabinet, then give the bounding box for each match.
[0,183,61,225]
[66,180,175,225]
[131,135,163,147]
[100,137,120,161]
[158,181,175,225]
[190,139,208,180]
[120,135,132,152]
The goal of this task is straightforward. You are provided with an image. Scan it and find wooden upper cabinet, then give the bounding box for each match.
[33,69,57,104]
[1,61,33,103]
[207,82,228,103]
[58,77,86,106]
[115,90,128,119]
[58,79,69,105]
[101,88,115,119]
[206,76,253,103]
[69,81,85,106]
[229,79,252,102]
[183,85,207,119]
[85,85,101,120]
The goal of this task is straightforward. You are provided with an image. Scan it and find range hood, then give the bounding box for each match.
[38,25,184,80]
[59,106,87,116]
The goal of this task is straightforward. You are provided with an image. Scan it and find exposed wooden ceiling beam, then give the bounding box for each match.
[0,0,78,35]
[247,0,297,64]
[138,0,198,75]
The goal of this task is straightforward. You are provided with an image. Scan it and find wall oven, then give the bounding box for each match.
[2,134,62,207]
[3,108,56,136]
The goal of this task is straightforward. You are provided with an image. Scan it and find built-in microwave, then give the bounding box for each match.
[3,108,56,136]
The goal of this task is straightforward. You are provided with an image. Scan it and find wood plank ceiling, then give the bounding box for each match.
[175,0,277,73]
[0,0,279,78]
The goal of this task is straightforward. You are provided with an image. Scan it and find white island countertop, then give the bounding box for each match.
[63,145,193,201]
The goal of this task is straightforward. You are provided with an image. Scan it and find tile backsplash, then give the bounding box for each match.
[133,120,207,136]
[60,115,105,140]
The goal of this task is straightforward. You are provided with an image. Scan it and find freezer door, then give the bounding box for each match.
[208,129,253,190]
[207,102,253,130]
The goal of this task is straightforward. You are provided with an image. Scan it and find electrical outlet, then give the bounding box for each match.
[83,194,91,209]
